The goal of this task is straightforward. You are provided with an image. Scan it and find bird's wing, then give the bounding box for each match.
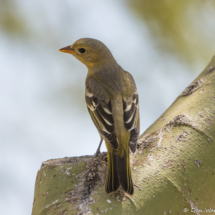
[85,78,119,150]
[123,71,140,153]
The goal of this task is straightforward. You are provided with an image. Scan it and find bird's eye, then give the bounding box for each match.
[78,48,86,54]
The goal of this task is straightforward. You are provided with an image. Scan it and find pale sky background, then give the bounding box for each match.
[0,0,213,215]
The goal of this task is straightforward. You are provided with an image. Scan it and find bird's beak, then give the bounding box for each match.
[59,45,75,55]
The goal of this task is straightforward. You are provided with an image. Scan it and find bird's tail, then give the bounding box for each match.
[105,149,134,195]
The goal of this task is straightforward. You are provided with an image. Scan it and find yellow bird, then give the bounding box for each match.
[59,38,140,195]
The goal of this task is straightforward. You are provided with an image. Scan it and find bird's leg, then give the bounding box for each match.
[95,138,103,156]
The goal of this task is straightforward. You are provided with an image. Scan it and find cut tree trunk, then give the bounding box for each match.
[32,56,215,215]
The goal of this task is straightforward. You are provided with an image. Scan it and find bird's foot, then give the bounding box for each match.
[95,138,103,156]
[95,149,101,156]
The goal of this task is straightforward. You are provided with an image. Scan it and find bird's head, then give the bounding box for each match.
[59,38,116,69]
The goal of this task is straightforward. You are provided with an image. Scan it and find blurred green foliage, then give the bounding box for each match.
[0,0,31,38]
[129,0,215,65]
[1,0,215,67]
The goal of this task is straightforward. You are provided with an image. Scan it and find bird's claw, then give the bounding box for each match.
[95,149,101,156]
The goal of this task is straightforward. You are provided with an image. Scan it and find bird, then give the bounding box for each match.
[59,38,140,195]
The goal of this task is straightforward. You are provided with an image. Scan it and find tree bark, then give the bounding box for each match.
[32,56,215,215]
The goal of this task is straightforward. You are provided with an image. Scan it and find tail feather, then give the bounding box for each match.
[116,151,134,195]
[105,151,120,193]
[105,150,134,195]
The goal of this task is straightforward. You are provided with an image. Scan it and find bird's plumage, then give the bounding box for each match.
[85,69,139,155]
[59,38,140,195]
